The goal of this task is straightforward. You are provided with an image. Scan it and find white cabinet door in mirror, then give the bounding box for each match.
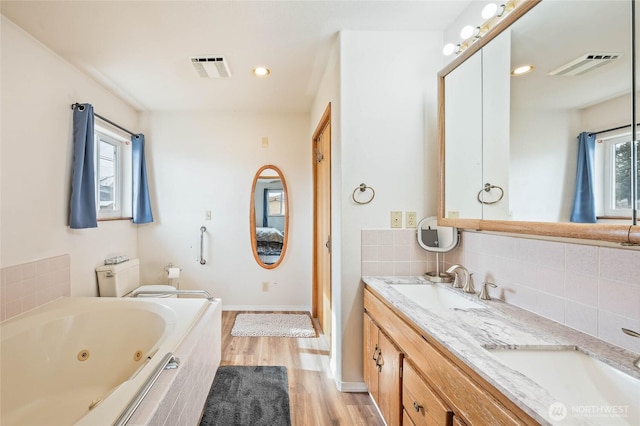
[445,52,482,220]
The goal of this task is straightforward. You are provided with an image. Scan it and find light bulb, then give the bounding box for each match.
[460,25,475,39]
[252,66,271,77]
[511,65,535,76]
[443,43,456,56]
[482,3,498,19]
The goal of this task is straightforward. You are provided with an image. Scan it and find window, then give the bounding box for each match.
[603,134,639,217]
[94,127,132,220]
[267,189,286,216]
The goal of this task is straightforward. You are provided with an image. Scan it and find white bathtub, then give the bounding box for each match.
[0,296,211,426]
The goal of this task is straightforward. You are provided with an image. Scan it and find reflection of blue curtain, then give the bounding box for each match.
[263,189,269,227]
[570,132,597,223]
[69,103,97,229]
[132,134,154,223]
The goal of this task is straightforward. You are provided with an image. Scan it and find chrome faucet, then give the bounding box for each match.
[445,265,474,293]
[621,328,640,368]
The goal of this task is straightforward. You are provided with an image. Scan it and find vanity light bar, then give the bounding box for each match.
[442,0,523,56]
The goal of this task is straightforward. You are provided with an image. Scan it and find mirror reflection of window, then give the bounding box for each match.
[601,134,640,217]
[268,189,285,216]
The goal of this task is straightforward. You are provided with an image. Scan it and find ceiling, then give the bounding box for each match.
[1,0,472,113]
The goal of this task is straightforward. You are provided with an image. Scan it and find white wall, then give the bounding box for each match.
[510,108,579,222]
[137,111,311,310]
[310,37,342,379]
[0,17,139,296]
[334,30,443,387]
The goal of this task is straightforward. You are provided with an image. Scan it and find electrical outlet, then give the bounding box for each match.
[391,211,402,228]
[406,211,417,228]
[262,281,269,292]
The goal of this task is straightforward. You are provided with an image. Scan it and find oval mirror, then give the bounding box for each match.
[250,165,289,269]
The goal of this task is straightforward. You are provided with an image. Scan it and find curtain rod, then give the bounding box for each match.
[589,122,640,137]
[71,103,138,138]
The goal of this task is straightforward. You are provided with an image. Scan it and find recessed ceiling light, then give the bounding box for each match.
[252,67,271,77]
[511,65,535,76]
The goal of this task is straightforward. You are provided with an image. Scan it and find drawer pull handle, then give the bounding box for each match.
[372,345,380,361]
[413,401,423,412]
[376,354,384,372]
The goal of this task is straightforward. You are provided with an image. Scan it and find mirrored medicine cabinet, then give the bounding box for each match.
[438,0,640,244]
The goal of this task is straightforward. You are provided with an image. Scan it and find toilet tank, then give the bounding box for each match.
[95,259,140,297]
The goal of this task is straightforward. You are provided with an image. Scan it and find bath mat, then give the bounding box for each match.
[199,365,291,426]
[231,313,316,337]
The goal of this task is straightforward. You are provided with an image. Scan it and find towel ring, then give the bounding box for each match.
[477,183,504,205]
[352,183,375,205]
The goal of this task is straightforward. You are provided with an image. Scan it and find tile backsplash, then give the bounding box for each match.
[361,229,640,353]
[1,254,71,321]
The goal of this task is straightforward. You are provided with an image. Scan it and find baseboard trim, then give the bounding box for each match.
[222,305,311,312]
[336,381,368,393]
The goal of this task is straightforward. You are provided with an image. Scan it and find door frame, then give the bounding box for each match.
[312,103,332,327]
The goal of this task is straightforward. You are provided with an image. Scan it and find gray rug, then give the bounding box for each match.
[199,365,291,426]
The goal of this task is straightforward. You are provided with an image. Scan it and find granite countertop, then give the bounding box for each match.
[362,276,640,426]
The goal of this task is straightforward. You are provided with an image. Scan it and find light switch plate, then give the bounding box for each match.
[391,211,402,228]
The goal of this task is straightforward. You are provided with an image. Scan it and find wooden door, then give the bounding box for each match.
[313,104,332,343]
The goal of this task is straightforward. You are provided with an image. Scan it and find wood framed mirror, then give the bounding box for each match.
[438,0,640,244]
[250,165,289,269]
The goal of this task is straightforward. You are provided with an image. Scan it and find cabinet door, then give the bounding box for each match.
[363,313,380,401]
[377,331,403,426]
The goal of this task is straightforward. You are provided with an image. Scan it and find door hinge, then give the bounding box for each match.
[325,235,331,253]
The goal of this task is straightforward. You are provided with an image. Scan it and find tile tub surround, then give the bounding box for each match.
[361,229,640,354]
[363,277,640,426]
[1,254,71,321]
[127,299,222,425]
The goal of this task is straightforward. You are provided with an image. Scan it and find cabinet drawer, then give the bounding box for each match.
[404,409,417,426]
[403,360,453,426]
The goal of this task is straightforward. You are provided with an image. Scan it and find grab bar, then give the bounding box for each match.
[131,289,217,301]
[114,352,176,426]
[199,226,207,265]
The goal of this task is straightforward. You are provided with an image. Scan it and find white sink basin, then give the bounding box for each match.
[388,283,486,311]
[486,347,640,424]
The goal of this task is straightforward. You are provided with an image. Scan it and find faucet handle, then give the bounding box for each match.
[622,328,640,338]
[462,272,475,294]
[452,274,463,288]
[479,281,497,300]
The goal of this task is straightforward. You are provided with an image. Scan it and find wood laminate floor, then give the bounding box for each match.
[221,311,384,426]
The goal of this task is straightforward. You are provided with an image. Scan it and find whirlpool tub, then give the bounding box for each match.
[0,296,220,425]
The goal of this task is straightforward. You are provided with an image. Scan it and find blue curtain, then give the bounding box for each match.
[69,103,97,229]
[570,132,597,223]
[132,134,154,224]
[263,189,269,227]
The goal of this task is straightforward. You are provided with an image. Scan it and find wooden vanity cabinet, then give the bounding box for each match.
[363,313,403,426]
[364,286,538,426]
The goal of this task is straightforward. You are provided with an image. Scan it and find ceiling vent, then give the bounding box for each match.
[548,53,621,77]
[191,56,231,78]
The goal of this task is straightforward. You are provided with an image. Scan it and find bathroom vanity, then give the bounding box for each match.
[362,277,640,426]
